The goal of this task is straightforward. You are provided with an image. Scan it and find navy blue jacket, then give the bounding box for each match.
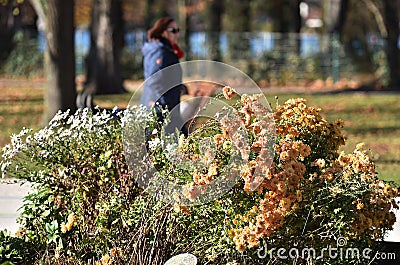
[140,38,182,112]
[140,38,187,135]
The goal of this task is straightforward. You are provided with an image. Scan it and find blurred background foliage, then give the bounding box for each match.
[0,0,398,89]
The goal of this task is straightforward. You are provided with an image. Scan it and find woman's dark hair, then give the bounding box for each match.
[147,17,175,40]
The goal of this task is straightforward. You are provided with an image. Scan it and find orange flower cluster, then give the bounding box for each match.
[61,212,76,233]
[192,164,219,185]
[223,86,238,100]
[95,247,123,265]
[274,98,345,157]
[335,147,399,238]
[305,143,398,241]
[182,89,275,202]
[220,89,313,252]
[231,139,310,252]
[226,95,397,252]
[178,88,398,254]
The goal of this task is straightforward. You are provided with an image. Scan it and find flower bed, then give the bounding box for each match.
[0,88,398,264]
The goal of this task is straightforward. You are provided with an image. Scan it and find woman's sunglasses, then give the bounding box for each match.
[167,27,180,34]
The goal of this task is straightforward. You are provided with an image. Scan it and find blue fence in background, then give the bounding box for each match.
[38,29,323,58]
[33,29,388,83]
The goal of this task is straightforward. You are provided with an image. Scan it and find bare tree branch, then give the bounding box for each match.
[28,0,46,28]
[361,0,387,37]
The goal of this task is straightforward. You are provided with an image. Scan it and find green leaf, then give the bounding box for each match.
[42,210,50,217]
[1,262,16,265]
[104,150,112,159]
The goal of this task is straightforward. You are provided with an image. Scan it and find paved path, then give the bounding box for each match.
[0,179,31,234]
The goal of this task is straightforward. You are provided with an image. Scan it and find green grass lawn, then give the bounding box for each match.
[0,82,399,186]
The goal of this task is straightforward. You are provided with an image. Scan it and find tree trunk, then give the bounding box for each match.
[0,1,20,61]
[144,0,156,29]
[225,0,251,60]
[43,0,77,123]
[83,0,126,97]
[271,0,298,68]
[183,0,191,60]
[333,0,349,40]
[383,0,400,89]
[144,0,169,29]
[290,0,301,54]
[272,0,291,33]
[204,0,223,61]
